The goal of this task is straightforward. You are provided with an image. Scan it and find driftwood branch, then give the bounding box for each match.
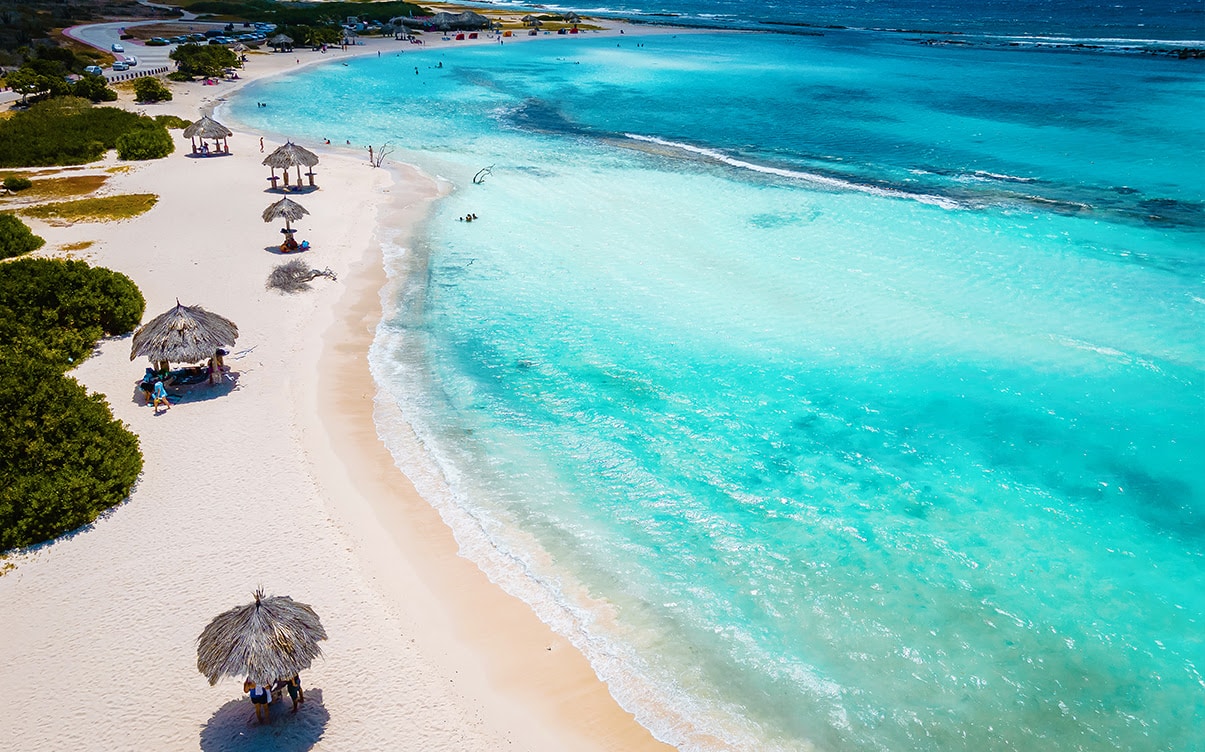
[266,259,338,293]
[473,165,494,184]
[368,142,395,168]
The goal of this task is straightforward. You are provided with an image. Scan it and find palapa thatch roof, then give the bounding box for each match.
[263,141,320,169]
[129,300,238,364]
[182,115,232,140]
[197,588,327,686]
[262,196,309,224]
[268,33,294,44]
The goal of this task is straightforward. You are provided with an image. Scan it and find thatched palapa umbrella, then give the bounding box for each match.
[263,141,320,189]
[268,33,294,52]
[263,196,309,233]
[130,300,238,371]
[182,115,232,155]
[197,588,327,687]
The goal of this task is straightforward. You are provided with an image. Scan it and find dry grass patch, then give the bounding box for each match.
[23,175,110,200]
[21,194,158,224]
[107,165,135,174]
[59,241,95,252]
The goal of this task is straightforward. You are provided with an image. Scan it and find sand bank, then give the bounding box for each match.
[0,22,674,752]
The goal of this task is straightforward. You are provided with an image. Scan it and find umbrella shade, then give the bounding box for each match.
[197,589,327,686]
[182,115,233,140]
[130,300,238,365]
[263,142,320,170]
[262,197,309,224]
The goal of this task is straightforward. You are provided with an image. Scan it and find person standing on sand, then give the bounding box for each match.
[245,679,270,723]
[151,379,171,412]
[259,137,264,152]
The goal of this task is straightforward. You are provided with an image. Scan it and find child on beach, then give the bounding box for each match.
[151,380,171,412]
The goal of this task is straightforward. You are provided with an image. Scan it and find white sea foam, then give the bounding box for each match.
[624,133,964,209]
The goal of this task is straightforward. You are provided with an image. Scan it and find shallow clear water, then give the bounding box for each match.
[231,29,1205,751]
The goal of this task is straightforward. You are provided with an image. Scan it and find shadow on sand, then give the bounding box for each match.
[129,372,241,407]
[200,688,328,752]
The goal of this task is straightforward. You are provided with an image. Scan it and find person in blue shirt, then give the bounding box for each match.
[151,379,171,413]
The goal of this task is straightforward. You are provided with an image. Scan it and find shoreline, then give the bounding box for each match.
[302,161,673,749]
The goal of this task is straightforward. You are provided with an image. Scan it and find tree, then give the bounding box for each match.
[71,74,117,103]
[170,43,238,79]
[5,67,51,103]
[133,76,172,103]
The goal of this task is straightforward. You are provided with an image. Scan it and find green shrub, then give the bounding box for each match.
[166,71,193,82]
[0,258,145,366]
[71,74,118,103]
[0,213,45,259]
[0,98,170,167]
[0,257,145,551]
[133,77,173,103]
[116,125,174,160]
[154,114,191,129]
[3,176,33,192]
[0,357,142,551]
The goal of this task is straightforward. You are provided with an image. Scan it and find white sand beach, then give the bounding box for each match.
[0,22,677,752]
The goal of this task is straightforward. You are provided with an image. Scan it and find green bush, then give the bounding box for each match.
[133,77,173,103]
[0,257,145,551]
[116,125,174,160]
[0,213,45,259]
[0,98,169,167]
[0,357,142,551]
[154,114,191,129]
[3,176,33,191]
[166,71,193,82]
[0,258,145,366]
[71,74,118,103]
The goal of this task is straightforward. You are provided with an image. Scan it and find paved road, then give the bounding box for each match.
[63,18,231,78]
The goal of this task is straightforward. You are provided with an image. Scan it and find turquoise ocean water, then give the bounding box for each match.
[230,25,1205,751]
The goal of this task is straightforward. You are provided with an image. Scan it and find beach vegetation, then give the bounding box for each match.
[0,213,46,260]
[0,358,143,552]
[173,1,425,27]
[3,176,33,192]
[21,193,156,224]
[18,174,109,200]
[71,73,119,103]
[0,258,145,551]
[0,259,145,365]
[21,194,158,224]
[0,98,172,168]
[116,126,175,161]
[134,77,173,103]
[155,114,192,130]
[170,43,239,79]
[59,241,95,252]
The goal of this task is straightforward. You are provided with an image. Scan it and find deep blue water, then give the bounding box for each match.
[472,0,1205,43]
[230,8,1205,750]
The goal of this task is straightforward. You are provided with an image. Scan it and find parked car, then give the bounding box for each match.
[84,65,104,76]
[112,61,129,71]
[111,42,124,52]
[147,37,168,46]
